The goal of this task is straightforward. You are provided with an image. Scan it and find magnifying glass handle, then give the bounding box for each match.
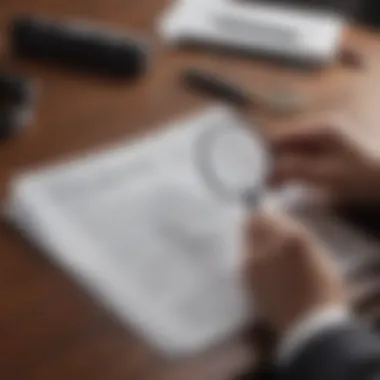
[242,189,263,209]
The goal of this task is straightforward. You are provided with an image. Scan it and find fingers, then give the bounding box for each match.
[271,124,342,154]
[246,212,284,261]
[268,117,347,187]
[246,210,341,282]
[239,110,346,162]
[239,108,347,148]
[240,110,359,200]
[246,211,308,264]
[265,112,347,152]
[273,156,339,186]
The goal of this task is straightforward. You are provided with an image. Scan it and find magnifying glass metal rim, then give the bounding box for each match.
[194,115,273,207]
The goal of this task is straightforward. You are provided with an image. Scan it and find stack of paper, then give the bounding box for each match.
[159,0,345,66]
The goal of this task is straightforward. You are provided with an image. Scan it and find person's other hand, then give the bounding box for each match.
[245,211,347,334]
[271,115,380,203]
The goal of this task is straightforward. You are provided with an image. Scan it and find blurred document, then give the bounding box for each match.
[5,108,250,357]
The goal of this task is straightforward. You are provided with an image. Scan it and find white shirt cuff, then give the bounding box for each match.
[276,305,353,366]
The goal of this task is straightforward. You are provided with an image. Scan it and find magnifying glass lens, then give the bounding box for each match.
[204,121,270,204]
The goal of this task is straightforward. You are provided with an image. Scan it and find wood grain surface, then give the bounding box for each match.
[1,1,380,379]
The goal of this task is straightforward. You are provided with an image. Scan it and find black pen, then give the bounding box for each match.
[182,67,306,115]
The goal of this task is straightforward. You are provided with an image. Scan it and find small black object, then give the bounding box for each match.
[0,109,21,139]
[11,16,149,78]
[182,68,252,107]
[0,75,32,105]
[0,74,36,140]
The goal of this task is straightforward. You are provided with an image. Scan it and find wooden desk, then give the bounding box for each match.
[1,1,380,379]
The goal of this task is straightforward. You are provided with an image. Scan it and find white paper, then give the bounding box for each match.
[5,107,380,358]
[6,108,252,357]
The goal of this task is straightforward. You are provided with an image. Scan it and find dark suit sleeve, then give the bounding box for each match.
[277,323,380,380]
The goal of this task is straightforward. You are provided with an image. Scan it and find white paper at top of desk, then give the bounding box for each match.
[4,107,380,358]
[159,0,345,65]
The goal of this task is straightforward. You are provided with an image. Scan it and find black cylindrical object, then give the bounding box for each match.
[0,74,33,105]
[0,108,27,139]
[182,68,251,107]
[0,74,37,140]
[11,17,149,78]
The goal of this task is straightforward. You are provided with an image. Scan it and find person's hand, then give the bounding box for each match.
[271,115,380,203]
[245,211,347,334]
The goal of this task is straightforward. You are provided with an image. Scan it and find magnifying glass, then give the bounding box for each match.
[183,68,275,207]
[195,115,271,208]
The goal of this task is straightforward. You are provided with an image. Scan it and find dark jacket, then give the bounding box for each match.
[278,324,380,380]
